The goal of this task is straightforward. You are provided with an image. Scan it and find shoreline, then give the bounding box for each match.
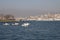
[0,20,60,23]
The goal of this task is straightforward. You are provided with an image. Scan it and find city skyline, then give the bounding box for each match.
[0,0,60,17]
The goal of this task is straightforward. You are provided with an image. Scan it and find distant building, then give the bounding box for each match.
[15,17,25,21]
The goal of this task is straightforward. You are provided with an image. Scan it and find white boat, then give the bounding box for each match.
[21,23,30,27]
[12,23,19,25]
[3,23,10,25]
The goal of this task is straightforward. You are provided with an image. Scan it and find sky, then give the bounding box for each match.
[0,0,60,17]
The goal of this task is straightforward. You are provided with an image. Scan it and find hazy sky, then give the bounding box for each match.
[0,0,60,17]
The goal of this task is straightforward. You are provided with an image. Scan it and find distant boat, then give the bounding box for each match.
[21,23,30,27]
[12,23,19,25]
[3,23,10,25]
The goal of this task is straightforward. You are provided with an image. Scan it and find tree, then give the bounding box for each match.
[4,14,15,20]
[0,14,4,20]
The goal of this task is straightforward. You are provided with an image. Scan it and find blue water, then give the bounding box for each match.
[0,21,60,40]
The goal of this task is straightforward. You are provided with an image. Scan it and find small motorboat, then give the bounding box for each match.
[21,23,30,27]
[12,23,19,25]
[3,23,10,25]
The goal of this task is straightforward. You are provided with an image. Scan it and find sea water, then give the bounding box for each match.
[0,21,60,40]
